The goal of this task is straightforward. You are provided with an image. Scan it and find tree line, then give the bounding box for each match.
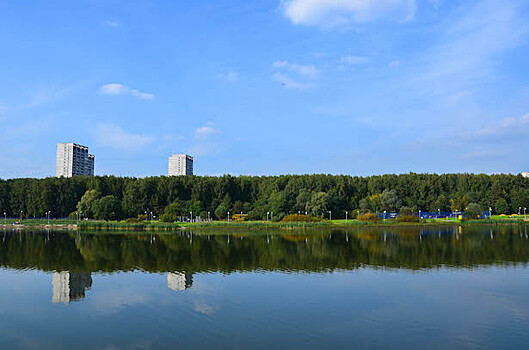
[0,173,527,220]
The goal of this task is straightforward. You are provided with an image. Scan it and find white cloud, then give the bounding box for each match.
[281,0,416,28]
[99,83,155,100]
[94,124,153,151]
[273,72,311,89]
[217,71,239,82]
[103,20,120,27]
[389,60,400,68]
[195,126,220,139]
[339,55,370,66]
[273,61,320,78]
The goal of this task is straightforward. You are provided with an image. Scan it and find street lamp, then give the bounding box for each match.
[525,207,527,219]
[271,212,273,221]
[383,210,386,221]
[3,212,6,225]
[227,211,230,223]
[519,207,522,216]
[267,212,269,222]
[419,210,421,220]
[328,211,332,221]
[345,211,348,222]
[208,211,211,222]
[190,212,193,223]
[489,207,492,219]
[438,209,440,219]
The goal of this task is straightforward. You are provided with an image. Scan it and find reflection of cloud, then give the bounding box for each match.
[90,290,148,316]
[192,300,219,315]
[281,0,416,28]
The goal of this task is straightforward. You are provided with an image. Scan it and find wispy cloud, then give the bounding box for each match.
[217,71,239,82]
[281,0,416,28]
[93,124,153,151]
[273,72,311,90]
[339,55,370,65]
[99,83,155,100]
[273,61,320,78]
[102,20,120,27]
[413,1,528,101]
[195,126,220,139]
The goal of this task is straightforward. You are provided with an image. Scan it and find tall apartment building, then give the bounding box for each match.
[522,172,529,178]
[168,154,193,176]
[56,143,95,178]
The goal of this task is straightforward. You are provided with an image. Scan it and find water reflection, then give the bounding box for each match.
[52,271,92,303]
[0,226,528,276]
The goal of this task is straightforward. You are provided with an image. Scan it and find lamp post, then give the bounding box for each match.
[489,207,492,219]
[271,212,273,221]
[208,211,211,222]
[47,211,50,225]
[525,207,527,219]
[357,210,360,220]
[150,211,153,224]
[345,211,348,222]
[519,207,522,216]
[267,212,269,222]
[328,211,332,221]
[383,210,386,221]
[4,212,6,225]
[438,209,440,220]
[20,211,23,221]
[227,211,230,223]
[419,210,421,220]
[190,212,193,223]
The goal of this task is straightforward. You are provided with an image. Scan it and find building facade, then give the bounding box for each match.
[56,143,95,178]
[168,154,193,176]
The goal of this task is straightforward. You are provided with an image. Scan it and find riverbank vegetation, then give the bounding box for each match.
[0,174,527,223]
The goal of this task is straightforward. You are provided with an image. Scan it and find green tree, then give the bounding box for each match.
[161,201,186,222]
[307,192,329,218]
[93,195,123,221]
[381,189,401,211]
[76,189,101,218]
[465,203,482,219]
[494,198,509,215]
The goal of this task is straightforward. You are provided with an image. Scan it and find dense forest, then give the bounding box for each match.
[0,173,528,220]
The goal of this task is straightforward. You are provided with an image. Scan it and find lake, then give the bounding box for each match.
[1,225,528,349]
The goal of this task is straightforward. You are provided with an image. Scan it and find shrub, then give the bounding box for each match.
[358,213,380,222]
[465,203,483,220]
[396,214,420,223]
[399,206,415,216]
[282,214,321,222]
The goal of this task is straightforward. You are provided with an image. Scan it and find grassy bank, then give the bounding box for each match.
[74,217,528,232]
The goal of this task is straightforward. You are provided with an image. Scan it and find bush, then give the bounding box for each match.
[358,213,380,222]
[399,206,415,216]
[397,214,420,223]
[282,214,321,222]
[465,203,483,220]
[351,209,370,219]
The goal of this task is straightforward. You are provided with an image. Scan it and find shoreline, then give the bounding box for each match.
[2,219,526,232]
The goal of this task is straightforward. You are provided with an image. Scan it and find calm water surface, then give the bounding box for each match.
[1,225,528,349]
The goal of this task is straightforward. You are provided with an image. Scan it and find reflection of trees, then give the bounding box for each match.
[0,226,528,273]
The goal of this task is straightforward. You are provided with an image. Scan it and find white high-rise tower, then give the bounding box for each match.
[56,143,95,178]
[168,154,193,176]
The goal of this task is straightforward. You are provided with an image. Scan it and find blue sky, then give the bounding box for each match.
[0,0,528,178]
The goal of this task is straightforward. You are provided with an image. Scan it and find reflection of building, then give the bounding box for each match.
[168,154,193,176]
[56,143,95,178]
[52,271,92,303]
[167,272,193,292]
